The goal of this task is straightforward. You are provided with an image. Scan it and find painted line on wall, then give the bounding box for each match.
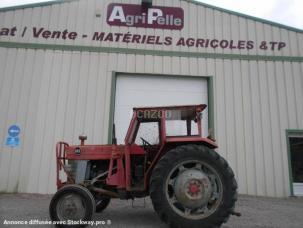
[0,41,302,62]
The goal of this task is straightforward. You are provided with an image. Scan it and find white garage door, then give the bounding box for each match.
[114,75,208,144]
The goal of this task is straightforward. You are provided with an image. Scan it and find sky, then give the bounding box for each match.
[0,0,302,29]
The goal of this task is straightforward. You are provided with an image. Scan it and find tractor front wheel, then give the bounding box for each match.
[150,145,237,228]
[49,184,95,227]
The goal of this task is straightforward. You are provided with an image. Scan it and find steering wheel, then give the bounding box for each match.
[140,137,152,148]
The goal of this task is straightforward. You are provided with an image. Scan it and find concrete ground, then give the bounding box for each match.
[0,194,303,228]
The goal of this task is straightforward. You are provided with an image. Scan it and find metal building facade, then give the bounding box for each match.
[0,0,302,197]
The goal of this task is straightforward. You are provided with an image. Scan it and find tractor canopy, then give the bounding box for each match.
[133,104,207,121]
[124,104,211,146]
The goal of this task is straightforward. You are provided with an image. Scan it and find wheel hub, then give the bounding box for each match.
[188,180,201,196]
[174,169,212,209]
[57,194,86,221]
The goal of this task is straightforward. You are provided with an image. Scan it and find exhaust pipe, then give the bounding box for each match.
[90,187,119,198]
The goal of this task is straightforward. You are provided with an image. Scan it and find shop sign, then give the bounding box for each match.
[107,3,184,30]
[0,25,287,51]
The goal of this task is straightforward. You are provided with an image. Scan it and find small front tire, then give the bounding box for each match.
[49,184,95,227]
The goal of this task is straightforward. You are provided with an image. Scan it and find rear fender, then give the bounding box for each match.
[164,137,218,149]
[145,137,218,190]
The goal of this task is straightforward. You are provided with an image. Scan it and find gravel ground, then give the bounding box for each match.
[0,194,303,228]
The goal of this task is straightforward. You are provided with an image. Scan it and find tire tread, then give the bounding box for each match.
[150,145,238,228]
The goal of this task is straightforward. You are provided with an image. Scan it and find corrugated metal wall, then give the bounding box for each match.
[0,0,303,196]
[1,48,302,196]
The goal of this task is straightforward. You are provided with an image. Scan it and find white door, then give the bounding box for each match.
[289,134,303,196]
[114,75,208,144]
[293,183,303,196]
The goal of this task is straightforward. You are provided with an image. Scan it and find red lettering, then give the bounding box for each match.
[147,36,156,44]
[141,35,147,43]
[114,33,123,42]
[238,40,245,49]
[61,30,69,40]
[247,41,254,50]
[155,36,163,45]
[269,41,278,50]
[92,32,105,41]
[123,33,131,43]
[164,37,172,46]
[10,27,17,36]
[33,27,44,38]
[68,32,77,40]
[33,27,78,40]
[196,39,205,47]
[278,42,286,50]
[176,37,185,46]
[186,38,195,47]
[229,40,237,49]
[220,40,229,49]
[51,31,61,39]
[132,34,141,43]
[204,39,210,48]
[104,33,114,42]
[42,30,51,39]
[210,39,218,48]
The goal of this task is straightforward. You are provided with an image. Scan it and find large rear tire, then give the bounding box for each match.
[49,184,95,227]
[150,145,237,228]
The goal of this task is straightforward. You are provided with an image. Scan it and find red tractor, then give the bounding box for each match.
[49,104,238,228]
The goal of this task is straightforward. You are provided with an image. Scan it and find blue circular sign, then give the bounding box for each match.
[8,125,20,137]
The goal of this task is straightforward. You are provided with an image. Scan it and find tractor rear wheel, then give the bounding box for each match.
[49,184,95,227]
[150,145,237,228]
